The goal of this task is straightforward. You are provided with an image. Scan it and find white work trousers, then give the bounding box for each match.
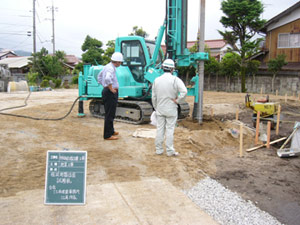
[155,114,177,155]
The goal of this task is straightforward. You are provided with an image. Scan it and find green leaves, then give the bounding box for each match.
[219,0,266,92]
[81,35,103,52]
[129,26,149,38]
[220,52,241,77]
[268,54,287,74]
[219,0,266,52]
[81,35,104,65]
[30,48,67,79]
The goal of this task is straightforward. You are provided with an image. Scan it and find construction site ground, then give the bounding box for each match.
[0,89,299,225]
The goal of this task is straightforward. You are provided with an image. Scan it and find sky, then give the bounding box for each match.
[0,0,299,58]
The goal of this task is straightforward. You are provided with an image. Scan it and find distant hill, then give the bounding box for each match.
[14,50,32,56]
[0,48,32,56]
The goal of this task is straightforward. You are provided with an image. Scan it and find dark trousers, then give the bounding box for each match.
[102,88,118,139]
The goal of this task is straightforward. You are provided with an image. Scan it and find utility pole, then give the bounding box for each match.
[196,0,206,124]
[48,1,58,55]
[33,0,37,65]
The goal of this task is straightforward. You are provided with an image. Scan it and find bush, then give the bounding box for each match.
[26,72,39,86]
[40,79,49,87]
[55,79,62,88]
[72,75,79,84]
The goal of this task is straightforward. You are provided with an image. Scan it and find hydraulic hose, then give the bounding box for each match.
[0,91,31,112]
[0,91,82,121]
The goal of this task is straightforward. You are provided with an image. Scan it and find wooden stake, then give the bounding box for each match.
[276,105,281,135]
[246,137,287,152]
[276,90,278,96]
[255,111,261,145]
[298,93,300,101]
[236,108,239,121]
[285,93,287,102]
[267,121,271,149]
[240,123,243,157]
[210,108,214,118]
[260,87,263,94]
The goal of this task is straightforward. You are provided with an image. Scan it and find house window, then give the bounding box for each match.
[278,33,300,48]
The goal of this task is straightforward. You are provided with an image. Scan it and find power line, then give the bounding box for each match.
[11,37,32,49]
[0,22,31,27]
[0,32,30,36]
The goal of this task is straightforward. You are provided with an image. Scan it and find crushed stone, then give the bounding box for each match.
[183,177,282,225]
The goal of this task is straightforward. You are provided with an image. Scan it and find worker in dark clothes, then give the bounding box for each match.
[97,52,124,140]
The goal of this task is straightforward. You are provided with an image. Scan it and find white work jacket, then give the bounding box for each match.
[97,62,119,89]
[152,72,187,117]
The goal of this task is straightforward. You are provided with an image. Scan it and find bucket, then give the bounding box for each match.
[7,81,29,93]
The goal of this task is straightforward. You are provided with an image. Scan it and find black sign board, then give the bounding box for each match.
[44,150,87,205]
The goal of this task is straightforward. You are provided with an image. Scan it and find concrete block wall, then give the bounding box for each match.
[203,71,300,95]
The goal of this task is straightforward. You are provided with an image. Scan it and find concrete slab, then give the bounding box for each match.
[0,177,218,225]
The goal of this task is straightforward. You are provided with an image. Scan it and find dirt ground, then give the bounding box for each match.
[0,89,299,225]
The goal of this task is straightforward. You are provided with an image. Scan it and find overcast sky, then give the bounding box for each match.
[0,0,299,57]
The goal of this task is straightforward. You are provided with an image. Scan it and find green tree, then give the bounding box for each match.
[205,56,220,91]
[219,0,266,92]
[43,51,67,78]
[30,48,67,82]
[81,35,104,65]
[268,54,287,93]
[102,40,115,65]
[246,59,260,90]
[129,26,148,38]
[220,52,241,91]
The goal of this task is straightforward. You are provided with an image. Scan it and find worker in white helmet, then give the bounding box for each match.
[152,59,187,156]
[98,52,123,140]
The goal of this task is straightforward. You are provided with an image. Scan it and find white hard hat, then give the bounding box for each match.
[111,52,124,62]
[162,59,175,69]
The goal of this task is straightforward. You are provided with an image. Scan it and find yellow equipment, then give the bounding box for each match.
[245,94,279,128]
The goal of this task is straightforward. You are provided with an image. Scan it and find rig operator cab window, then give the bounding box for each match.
[121,40,163,83]
[121,40,146,83]
[145,40,163,66]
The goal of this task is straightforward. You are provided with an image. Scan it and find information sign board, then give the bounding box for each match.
[44,150,87,205]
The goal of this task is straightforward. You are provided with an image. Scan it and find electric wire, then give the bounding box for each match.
[0,91,83,121]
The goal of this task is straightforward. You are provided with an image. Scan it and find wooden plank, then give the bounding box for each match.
[246,137,287,152]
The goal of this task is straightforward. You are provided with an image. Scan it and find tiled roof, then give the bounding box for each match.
[187,39,227,49]
[161,39,228,53]
[0,51,17,58]
[65,55,81,65]
[0,56,31,68]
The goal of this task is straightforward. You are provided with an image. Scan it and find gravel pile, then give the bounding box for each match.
[183,177,282,225]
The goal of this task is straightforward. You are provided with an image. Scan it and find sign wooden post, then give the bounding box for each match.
[239,123,243,157]
[276,105,281,135]
[267,121,271,149]
[255,111,261,145]
[44,150,87,205]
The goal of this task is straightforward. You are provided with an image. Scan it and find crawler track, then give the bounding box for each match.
[89,99,190,124]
